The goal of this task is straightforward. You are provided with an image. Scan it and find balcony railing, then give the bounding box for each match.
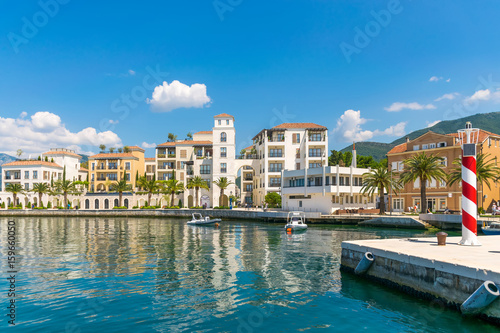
[268,153,283,158]
[268,137,285,142]
[269,168,282,173]
[308,135,325,142]
[157,154,166,158]
[244,176,253,181]
[269,183,281,188]
[236,154,258,159]
[308,153,323,158]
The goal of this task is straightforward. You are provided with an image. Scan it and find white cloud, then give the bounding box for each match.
[109,119,119,124]
[128,69,136,76]
[0,111,122,156]
[331,110,407,143]
[19,111,27,118]
[435,92,459,102]
[429,76,450,82]
[464,88,500,104]
[426,120,441,128]
[141,142,156,149]
[384,102,436,112]
[147,80,211,112]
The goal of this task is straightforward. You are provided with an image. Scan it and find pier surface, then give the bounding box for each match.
[341,236,500,324]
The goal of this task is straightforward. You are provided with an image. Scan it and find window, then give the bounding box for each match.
[226,119,229,125]
[25,171,29,179]
[439,198,447,210]
[296,148,300,158]
[422,144,428,149]
[309,162,321,168]
[220,163,227,173]
[125,162,131,170]
[345,177,350,186]
[91,163,95,170]
[391,162,397,170]
[437,142,447,148]
[309,133,322,141]
[5,171,10,179]
[91,174,94,181]
[332,176,336,185]
[429,143,436,149]
[126,173,130,181]
[292,133,300,144]
[180,161,186,169]
[200,165,210,175]
[25,183,29,190]
[393,198,404,211]
[277,133,284,141]
[270,178,281,187]
[413,145,419,151]
[299,201,302,208]
[180,150,187,158]
[221,147,227,158]
[220,132,227,142]
[107,173,117,181]
[398,162,404,171]
[33,171,37,179]
[245,184,252,191]
[308,148,321,157]
[339,177,344,186]
[269,149,283,157]
[296,163,300,170]
[196,149,203,157]
[218,120,221,125]
[269,163,282,172]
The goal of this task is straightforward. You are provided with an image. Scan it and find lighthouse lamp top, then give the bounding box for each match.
[457,121,479,145]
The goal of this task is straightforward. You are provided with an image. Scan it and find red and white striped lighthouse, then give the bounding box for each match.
[458,122,481,246]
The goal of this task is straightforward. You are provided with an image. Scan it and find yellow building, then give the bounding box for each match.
[387,129,500,213]
[88,146,145,192]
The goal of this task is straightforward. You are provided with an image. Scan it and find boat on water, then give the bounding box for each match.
[481,221,500,235]
[284,211,307,231]
[187,213,221,226]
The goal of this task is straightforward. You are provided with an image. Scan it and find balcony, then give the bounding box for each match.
[268,153,283,158]
[236,154,258,159]
[269,183,281,188]
[308,135,325,142]
[244,176,253,181]
[269,168,282,173]
[268,137,285,143]
[308,153,323,158]
[157,154,166,158]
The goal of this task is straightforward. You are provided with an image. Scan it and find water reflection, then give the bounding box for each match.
[0,218,493,332]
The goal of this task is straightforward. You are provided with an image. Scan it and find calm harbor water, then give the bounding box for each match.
[0,217,497,332]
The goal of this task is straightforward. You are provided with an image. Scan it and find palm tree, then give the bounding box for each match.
[109,147,115,153]
[138,176,162,206]
[123,146,131,153]
[168,133,177,142]
[187,132,193,140]
[448,153,500,190]
[99,144,106,152]
[110,172,132,207]
[213,177,234,206]
[16,149,23,158]
[186,176,209,207]
[361,166,399,215]
[31,183,51,208]
[164,179,185,207]
[400,153,447,213]
[118,148,123,153]
[53,167,81,209]
[5,183,25,207]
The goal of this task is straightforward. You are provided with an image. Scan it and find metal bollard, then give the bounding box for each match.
[355,252,375,275]
[461,281,500,315]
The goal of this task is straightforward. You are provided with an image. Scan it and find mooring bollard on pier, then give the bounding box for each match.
[461,281,500,315]
[354,252,374,275]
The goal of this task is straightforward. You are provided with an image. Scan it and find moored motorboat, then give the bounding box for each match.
[284,211,307,232]
[187,213,221,226]
[481,221,500,235]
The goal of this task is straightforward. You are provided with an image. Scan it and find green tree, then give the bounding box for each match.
[265,192,281,208]
[99,144,106,152]
[110,172,132,207]
[37,156,41,161]
[53,167,82,209]
[118,148,123,153]
[5,183,25,207]
[187,132,193,140]
[213,177,234,206]
[164,179,185,207]
[361,165,400,215]
[168,133,177,142]
[400,153,447,213]
[45,156,49,162]
[123,146,131,153]
[138,176,162,206]
[343,151,353,167]
[187,176,209,207]
[109,147,115,153]
[16,149,23,158]
[328,150,343,166]
[31,183,51,208]
[447,153,500,190]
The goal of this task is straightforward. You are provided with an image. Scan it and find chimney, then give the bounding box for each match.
[352,142,357,168]
[406,137,410,143]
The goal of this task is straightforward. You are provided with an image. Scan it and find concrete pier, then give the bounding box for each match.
[341,236,500,324]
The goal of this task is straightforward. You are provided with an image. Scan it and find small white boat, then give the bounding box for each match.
[481,221,500,235]
[284,211,307,231]
[187,213,221,226]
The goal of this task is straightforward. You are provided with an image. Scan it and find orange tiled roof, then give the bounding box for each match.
[145,157,155,161]
[126,146,145,152]
[272,123,327,129]
[214,113,234,118]
[2,160,62,168]
[42,150,81,158]
[195,131,212,134]
[387,143,407,154]
[244,145,254,150]
[88,153,138,159]
[79,168,89,172]
[446,129,499,143]
[157,140,213,147]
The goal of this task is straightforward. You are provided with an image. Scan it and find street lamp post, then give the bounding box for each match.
[389,164,393,216]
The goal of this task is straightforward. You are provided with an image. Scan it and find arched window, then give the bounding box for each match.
[94,199,99,209]
[220,132,227,142]
[85,199,90,209]
[124,199,129,208]
[114,199,119,207]
[105,199,109,209]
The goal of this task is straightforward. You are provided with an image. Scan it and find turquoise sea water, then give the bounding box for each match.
[0,217,498,332]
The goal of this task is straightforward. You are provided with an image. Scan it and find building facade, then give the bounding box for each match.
[387,129,500,213]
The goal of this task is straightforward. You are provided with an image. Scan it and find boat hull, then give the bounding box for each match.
[481,227,500,235]
[284,224,308,231]
[187,218,221,226]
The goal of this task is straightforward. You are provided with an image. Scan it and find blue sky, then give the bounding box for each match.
[1,0,500,157]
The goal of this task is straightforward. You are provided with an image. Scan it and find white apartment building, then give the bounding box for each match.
[281,164,377,214]
[251,123,329,205]
[42,148,88,181]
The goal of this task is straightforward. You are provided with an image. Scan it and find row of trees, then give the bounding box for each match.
[329,150,387,169]
[361,152,500,214]
[98,145,132,153]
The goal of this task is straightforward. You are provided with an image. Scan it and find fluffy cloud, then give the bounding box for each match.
[147,80,211,112]
[332,110,407,143]
[435,92,459,102]
[128,69,136,76]
[141,142,157,149]
[0,111,122,156]
[426,120,441,128]
[464,88,500,104]
[384,102,436,112]
[429,76,450,82]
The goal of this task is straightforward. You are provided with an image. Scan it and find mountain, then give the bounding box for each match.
[340,111,500,160]
[0,153,17,191]
[340,142,393,161]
